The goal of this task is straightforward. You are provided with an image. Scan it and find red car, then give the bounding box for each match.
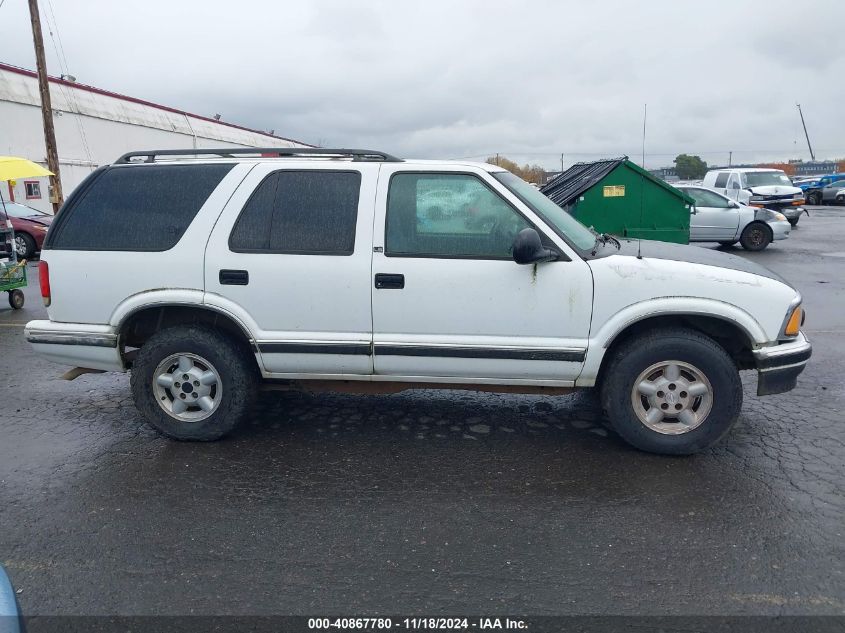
[2,202,53,260]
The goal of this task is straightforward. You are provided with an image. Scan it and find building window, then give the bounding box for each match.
[25,181,42,200]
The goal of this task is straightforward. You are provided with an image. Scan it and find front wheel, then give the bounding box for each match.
[740,222,772,251]
[130,326,257,441]
[807,192,821,205]
[600,328,743,455]
[788,218,799,227]
[14,233,35,260]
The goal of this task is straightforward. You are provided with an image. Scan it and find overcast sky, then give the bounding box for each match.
[1,0,844,169]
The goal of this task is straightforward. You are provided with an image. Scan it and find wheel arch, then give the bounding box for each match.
[579,301,765,387]
[116,303,258,369]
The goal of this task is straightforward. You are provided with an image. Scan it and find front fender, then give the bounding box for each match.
[575,297,767,387]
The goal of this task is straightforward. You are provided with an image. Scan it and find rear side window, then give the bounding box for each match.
[713,172,729,188]
[229,170,361,255]
[48,164,233,251]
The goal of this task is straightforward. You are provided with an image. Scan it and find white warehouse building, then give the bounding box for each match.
[0,62,311,214]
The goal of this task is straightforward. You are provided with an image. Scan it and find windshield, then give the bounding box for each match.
[745,171,793,187]
[1,202,48,219]
[493,172,597,250]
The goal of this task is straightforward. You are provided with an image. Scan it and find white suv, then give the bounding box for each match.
[26,148,812,455]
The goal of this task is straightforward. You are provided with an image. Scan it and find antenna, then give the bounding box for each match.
[637,104,647,260]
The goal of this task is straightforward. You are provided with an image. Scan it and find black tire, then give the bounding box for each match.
[718,240,738,247]
[14,233,36,260]
[788,218,799,227]
[599,328,743,455]
[739,222,772,251]
[837,196,845,206]
[8,289,24,309]
[807,192,821,205]
[130,325,257,441]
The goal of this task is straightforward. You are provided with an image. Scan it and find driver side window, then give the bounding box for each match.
[385,173,530,258]
[690,189,732,209]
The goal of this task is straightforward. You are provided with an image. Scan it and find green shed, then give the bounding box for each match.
[540,157,694,244]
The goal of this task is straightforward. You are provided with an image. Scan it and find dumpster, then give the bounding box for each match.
[540,157,694,244]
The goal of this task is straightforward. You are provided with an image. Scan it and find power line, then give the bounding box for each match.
[41,0,94,164]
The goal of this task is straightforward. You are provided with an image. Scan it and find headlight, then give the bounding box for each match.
[773,212,786,221]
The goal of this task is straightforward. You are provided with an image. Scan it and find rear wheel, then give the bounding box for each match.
[788,218,799,227]
[600,328,743,455]
[131,326,257,441]
[739,222,772,251]
[807,192,821,205]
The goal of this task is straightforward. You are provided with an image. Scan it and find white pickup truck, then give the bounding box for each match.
[26,148,811,455]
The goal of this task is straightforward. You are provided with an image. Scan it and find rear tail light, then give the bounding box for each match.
[38,260,51,307]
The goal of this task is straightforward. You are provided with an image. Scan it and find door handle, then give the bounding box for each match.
[375,273,404,289]
[219,269,249,285]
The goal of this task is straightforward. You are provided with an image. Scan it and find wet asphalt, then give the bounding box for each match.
[0,208,843,617]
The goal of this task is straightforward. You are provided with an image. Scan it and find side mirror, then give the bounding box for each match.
[691,206,698,214]
[730,201,740,209]
[512,228,558,265]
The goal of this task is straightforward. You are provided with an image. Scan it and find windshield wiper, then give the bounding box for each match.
[600,233,621,249]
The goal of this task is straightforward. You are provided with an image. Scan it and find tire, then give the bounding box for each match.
[13,233,35,260]
[8,289,24,309]
[807,192,821,205]
[718,240,738,246]
[788,218,799,227]
[837,196,845,206]
[130,325,257,441]
[739,222,772,251]
[600,328,743,455]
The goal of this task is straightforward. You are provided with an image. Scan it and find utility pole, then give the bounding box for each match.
[796,103,815,161]
[560,153,564,174]
[728,151,732,167]
[27,0,63,212]
[495,153,500,167]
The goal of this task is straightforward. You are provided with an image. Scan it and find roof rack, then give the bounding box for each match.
[114,147,403,164]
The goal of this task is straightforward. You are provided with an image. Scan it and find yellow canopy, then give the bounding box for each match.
[0,156,54,182]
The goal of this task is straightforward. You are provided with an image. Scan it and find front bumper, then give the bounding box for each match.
[770,205,804,220]
[768,219,791,240]
[753,331,812,396]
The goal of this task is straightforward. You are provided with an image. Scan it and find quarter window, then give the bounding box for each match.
[48,164,233,251]
[229,170,361,255]
[385,173,530,258]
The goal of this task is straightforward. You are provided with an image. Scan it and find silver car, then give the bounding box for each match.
[678,186,790,251]
[820,181,845,204]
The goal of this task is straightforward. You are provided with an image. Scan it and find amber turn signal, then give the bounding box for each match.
[784,306,802,336]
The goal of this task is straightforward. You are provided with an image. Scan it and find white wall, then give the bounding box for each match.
[0,65,309,213]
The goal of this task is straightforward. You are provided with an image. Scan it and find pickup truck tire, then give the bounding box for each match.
[807,192,821,205]
[788,218,799,227]
[130,325,256,441]
[600,328,743,455]
[739,222,772,251]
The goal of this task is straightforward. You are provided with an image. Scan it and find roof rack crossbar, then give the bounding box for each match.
[114,148,402,164]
